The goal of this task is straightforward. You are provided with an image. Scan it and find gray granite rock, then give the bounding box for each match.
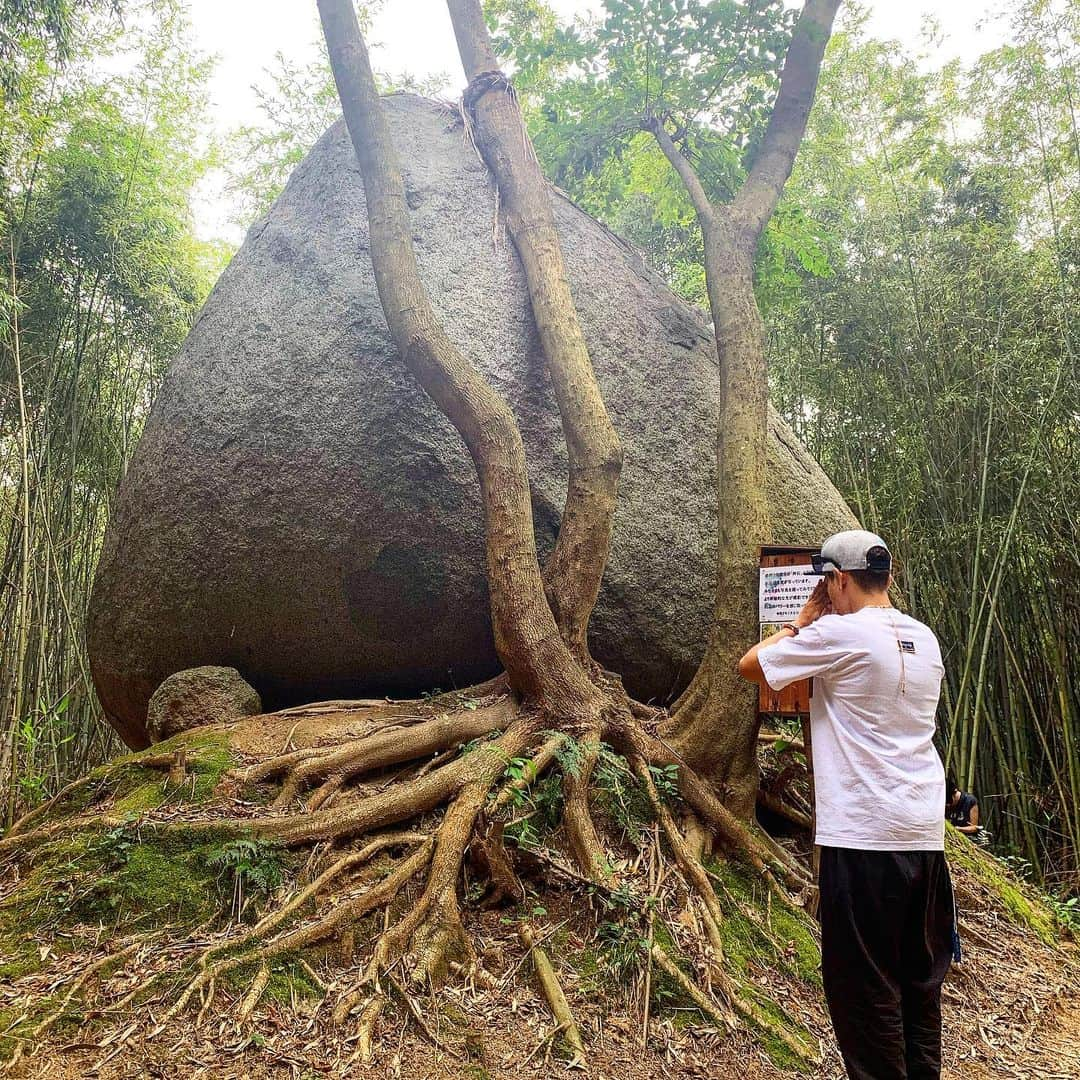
[145,666,261,745]
[87,94,856,749]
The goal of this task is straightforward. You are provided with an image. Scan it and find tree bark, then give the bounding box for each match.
[316,0,597,718]
[650,0,841,818]
[446,0,623,666]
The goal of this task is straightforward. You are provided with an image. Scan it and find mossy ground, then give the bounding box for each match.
[945,828,1060,945]
[32,730,235,823]
[0,732,288,1058]
[1,722,1074,1078]
[705,858,820,1070]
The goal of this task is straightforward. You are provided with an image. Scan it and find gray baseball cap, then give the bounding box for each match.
[808,529,892,575]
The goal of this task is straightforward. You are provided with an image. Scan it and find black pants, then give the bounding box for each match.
[819,847,955,1080]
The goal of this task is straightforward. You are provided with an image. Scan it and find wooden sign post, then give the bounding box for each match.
[757,545,819,717]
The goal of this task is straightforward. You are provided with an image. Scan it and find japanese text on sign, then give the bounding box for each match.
[759,565,817,624]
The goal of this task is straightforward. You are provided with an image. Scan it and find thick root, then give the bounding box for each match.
[268,702,511,809]
[249,758,470,846]
[519,922,586,1065]
[0,813,127,856]
[491,731,562,812]
[366,716,537,984]
[237,964,270,1024]
[354,992,386,1062]
[561,725,612,884]
[757,787,812,830]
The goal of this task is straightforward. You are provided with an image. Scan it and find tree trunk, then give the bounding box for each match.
[446,0,623,666]
[650,0,842,818]
[660,218,769,819]
[316,0,597,719]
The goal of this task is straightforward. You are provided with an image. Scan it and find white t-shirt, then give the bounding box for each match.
[758,606,946,851]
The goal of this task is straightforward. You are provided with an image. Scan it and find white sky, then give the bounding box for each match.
[184,1,1011,242]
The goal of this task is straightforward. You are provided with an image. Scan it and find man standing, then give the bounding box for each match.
[738,530,955,1080]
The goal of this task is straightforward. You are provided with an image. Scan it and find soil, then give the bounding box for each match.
[4,892,1076,1080]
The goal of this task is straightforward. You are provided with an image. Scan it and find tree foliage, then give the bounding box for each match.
[493,0,831,306]
[491,0,793,192]
[0,0,121,92]
[0,0,221,821]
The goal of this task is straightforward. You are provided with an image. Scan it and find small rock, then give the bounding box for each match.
[145,666,261,744]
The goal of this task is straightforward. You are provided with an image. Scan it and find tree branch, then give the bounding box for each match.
[647,115,717,231]
[448,0,623,664]
[730,0,841,242]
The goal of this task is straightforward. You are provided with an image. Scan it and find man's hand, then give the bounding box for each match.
[795,579,831,628]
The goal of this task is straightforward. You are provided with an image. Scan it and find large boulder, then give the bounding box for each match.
[87,94,856,749]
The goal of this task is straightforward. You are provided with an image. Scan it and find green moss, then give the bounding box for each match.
[743,984,818,1073]
[439,1001,470,1028]
[80,840,221,926]
[263,959,322,1004]
[0,820,260,985]
[114,780,169,815]
[0,1004,34,1060]
[36,732,235,827]
[767,899,822,985]
[568,944,604,993]
[0,938,42,981]
[946,831,1058,946]
[695,858,820,1070]
[706,857,821,986]
[126,731,235,805]
[0,834,96,978]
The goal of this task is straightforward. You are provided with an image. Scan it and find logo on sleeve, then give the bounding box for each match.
[898,640,917,654]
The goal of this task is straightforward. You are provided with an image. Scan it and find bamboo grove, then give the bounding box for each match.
[0,1,220,823]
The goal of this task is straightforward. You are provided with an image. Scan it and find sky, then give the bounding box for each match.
[183,1,1012,241]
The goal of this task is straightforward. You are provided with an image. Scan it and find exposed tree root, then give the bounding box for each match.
[5,940,145,1069]
[519,921,586,1065]
[650,943,737,1033]
[0,812,127,856]
[0,683,830,1072]
[633,756,727,970]
[354,991,386,1063]
[605,715,812,895]
[236,964,270,1024]
[561,725,611,885]
[6,773,98,836]
[261,702,511,810]
[757,787,812,830]
[164,837,437,1023]
[491,731,562,811]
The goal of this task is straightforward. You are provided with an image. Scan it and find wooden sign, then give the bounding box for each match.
[758,545,819,717]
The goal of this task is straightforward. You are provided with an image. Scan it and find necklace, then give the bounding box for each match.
[884,608,907,694]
